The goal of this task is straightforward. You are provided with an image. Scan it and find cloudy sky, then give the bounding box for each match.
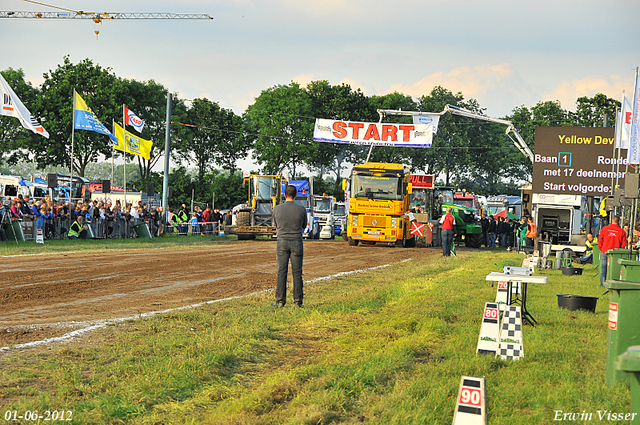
[2,0,639,119]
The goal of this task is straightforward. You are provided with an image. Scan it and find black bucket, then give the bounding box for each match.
[560,266,583,276]
[557,294,598,312]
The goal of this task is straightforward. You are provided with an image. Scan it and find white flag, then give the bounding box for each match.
[627,73,640,164]
[0,73,49,138]
[616,95,633,149]
[412,113,440,134]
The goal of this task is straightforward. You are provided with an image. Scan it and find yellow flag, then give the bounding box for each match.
[113,122,153,160]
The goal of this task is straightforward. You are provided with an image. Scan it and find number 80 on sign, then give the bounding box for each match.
[483,307,498,320]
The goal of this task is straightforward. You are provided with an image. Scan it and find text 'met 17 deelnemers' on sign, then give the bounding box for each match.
[532,127,623,196]
[313,118,435,148]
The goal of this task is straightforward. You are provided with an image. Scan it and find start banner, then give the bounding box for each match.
[313,118,434,148]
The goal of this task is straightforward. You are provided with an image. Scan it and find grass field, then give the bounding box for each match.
[0,234,237,256]
[0,247,632,424]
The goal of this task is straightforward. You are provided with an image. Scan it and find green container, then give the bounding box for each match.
[607,249,638,282]
[620,259,640,282]
[133,222,152,239]
[606,279,640,387]
[593,241,600,263]
[614,346,640,424]
[5,219,25,242]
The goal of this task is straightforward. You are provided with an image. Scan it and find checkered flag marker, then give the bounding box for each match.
[498,305,524,360]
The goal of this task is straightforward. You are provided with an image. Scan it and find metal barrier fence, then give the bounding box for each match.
[6,217,229,240]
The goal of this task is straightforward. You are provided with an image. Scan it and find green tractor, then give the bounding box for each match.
[441,202,483,248]
[413,185,483,248]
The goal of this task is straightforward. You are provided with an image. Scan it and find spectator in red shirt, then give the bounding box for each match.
[440,207,456,257]
[598,215,627,287]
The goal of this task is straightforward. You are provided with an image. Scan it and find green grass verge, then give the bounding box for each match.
[0,234,238,256]
[0,250,631,424]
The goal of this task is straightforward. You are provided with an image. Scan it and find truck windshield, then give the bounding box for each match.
[436,189,454,205]
[453,198,474,208]
[314,198,332,212]
[351,175,402,201]
[334,205,346,216]
[294,198,309,208]
[253,176,277,201]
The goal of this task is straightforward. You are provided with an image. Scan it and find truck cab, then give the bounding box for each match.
[313,194,335,239]
[346,162,415,247]
[288,180,318,239]
[333,202,347,239]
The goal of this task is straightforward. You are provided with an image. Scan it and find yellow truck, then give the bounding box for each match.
[344,162,415,247]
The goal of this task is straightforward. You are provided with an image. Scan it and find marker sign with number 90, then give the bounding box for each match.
[459,387,482,407]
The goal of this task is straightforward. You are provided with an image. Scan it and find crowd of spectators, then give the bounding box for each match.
[481,212,535,250]
[166,204,232,236]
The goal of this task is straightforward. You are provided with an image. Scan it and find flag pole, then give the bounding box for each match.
[111,120,115,183]
[123,104,128,237]
[70,89,76,205]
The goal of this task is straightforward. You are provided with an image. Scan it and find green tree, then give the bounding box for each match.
[573,93,620,127]
[120,78,186,181]
[0,68,41,164]
[412,86,482,185]
[305,80,376,186]
[35,56,123,177]
[178,98,246,182]
[244,82,313,176]
[366,92,418,165]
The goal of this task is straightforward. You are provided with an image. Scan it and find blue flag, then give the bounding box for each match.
[73,92,117,143]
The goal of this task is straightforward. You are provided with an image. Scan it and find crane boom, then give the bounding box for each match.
[377,105,534,163]
[0,11,213,20]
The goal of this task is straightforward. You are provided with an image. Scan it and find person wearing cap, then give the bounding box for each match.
[68,215,89,240]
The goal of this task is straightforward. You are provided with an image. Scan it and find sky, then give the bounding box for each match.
[2,0,639,171]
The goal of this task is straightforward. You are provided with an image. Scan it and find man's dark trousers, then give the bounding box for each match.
[276,238,304,305]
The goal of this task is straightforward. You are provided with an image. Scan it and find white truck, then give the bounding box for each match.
[524,191,587,256]
[312,194,335,239]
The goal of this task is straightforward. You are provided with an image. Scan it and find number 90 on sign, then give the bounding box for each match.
[483,308,498,320]
[459,387,482,407]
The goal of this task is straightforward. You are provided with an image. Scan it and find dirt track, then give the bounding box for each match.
[0,240,439,347]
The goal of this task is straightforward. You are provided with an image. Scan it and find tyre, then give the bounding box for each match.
[465,233,482,248]
[314,224,320,239]
[404,235,416,248]
[237,234,256,240]
[237,211,251,226]
[342,232,348,241]
[348,237,359,246]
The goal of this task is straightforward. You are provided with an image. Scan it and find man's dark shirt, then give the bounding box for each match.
[273,200,307,239]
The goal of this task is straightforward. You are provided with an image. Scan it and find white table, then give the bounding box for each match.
[486,272,548,326]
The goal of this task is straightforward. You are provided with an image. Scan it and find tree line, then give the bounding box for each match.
[1,57,621,208]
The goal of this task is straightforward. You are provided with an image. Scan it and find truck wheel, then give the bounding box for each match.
[348,237,359,246]
[342,232,348,241]
[466,233,482,248]
[238,211,251,226]
[404,235,416,248]
[237,234,256,241]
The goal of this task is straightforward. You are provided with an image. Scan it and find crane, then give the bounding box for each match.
[376,105,535,163]
[1,0,213,38]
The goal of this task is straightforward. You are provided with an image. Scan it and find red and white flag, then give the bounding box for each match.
[124,106,144,133]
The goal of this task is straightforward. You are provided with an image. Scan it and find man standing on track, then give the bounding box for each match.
[272,185,307,308]
[598,215,627,287]
[440,207,456,257]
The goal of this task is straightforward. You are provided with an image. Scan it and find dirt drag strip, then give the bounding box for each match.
[0,241,439,347]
